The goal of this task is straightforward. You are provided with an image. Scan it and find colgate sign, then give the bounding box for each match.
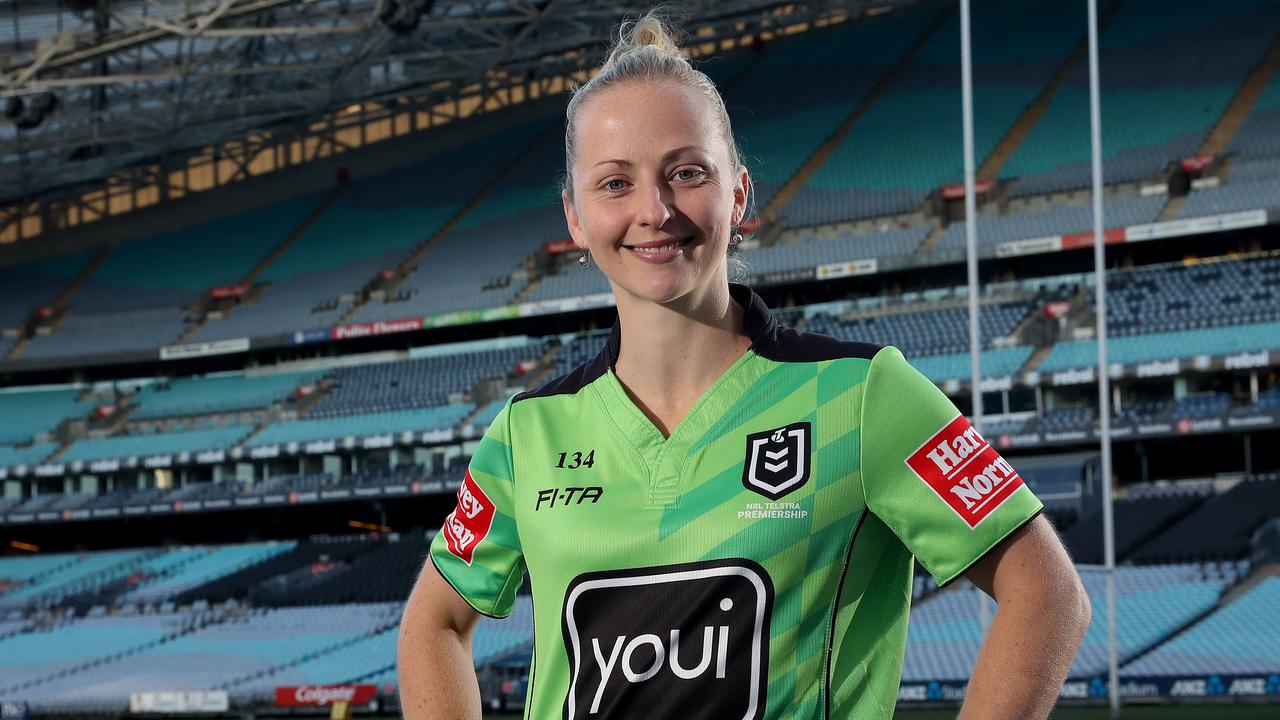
[905,414,1025,528]
[443,470,495,565]
[275,685,376,707]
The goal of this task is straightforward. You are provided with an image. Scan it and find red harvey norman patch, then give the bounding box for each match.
[443,470,495,565]
[905,414,1024,529]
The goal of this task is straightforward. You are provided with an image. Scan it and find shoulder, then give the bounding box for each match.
[512,355,608,405]
[753,323,885,364]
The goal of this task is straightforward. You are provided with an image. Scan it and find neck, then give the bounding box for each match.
[612,282,752,401]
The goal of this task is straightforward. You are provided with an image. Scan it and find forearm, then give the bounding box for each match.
[398,620,482,720]
[957,583,1090,720]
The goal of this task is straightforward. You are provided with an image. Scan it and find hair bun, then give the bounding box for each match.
[601,11,686,70]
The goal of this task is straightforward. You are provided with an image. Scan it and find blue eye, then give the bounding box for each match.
[605,179,627,192]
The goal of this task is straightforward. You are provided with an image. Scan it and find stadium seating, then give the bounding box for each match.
[309,343,542,417]
[0,610,212,696]
[21,306,190,360]
[0,250,95,332]
[1039,322,1280,372]
[1107,255,1280,336]
[68,197,326,314]
[1121,577,1280,676]
[1130,474,1280,563]
[130,371,324,420]
[521,266,612,304]
[784,0,1086,226]
[1061,494,1205,565]
[118,542,296,604]
[59,426,252,464]
[1002,0,1280,195]
[803,300,1031,358]
[728,7,939,208]
[18,603,401,713]
[0,387,91,445]
[932,193,1166,253]
[737,224,931,273]
[248,404,472,446]
[190,111,556,341]
[0,548,151,609]
[1179,156,1280,218]
[0,442,57,467]
[900,563,1241,681]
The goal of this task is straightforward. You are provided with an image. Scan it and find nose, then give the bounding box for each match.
[635,183,673,229]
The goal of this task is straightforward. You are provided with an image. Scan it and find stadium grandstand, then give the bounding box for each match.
[1,0,1279,717]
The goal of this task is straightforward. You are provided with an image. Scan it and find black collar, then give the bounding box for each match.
[597,282,778,369]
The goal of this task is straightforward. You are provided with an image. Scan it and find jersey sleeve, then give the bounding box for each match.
[429,395,526,618]
[860,345,1043,586]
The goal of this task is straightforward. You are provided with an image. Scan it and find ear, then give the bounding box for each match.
[730,166,750,227]
[562,188,588,251]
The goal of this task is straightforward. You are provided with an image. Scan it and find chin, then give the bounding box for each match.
[621,269,711,307]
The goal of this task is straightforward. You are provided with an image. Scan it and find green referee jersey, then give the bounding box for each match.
[430,283,1043,719]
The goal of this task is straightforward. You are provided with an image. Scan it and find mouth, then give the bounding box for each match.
[622,236,695,259]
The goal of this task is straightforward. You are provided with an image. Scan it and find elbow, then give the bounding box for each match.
[1069,572,1092,642]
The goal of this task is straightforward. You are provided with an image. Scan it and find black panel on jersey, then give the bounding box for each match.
[513,282,881,404]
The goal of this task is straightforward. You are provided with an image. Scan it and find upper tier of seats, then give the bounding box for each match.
[785,0,1085,227]
[0,250,94,331]
[71,197,326,314]
[0,0,1275,365]
[1003,0,1280,196]
[729,7,939,208]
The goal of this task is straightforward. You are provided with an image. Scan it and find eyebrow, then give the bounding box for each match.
[591,145,711,169]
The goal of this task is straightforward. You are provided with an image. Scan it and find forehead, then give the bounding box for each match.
[572,79,724,166]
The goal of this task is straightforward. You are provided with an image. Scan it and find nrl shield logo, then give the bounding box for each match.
[741,421,811,500]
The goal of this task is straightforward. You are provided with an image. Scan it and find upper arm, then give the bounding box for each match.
[860,346,1045,586]
[965,515,1087,610]
[402,553,483,640]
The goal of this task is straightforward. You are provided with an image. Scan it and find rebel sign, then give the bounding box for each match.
[905,414,1024,528]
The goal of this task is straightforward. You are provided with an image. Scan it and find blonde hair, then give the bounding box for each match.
[563,10,752,279]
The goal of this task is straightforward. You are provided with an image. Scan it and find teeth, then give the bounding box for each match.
[634,242,679,254]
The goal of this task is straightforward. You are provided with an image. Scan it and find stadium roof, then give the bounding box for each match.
[0,0,908,207]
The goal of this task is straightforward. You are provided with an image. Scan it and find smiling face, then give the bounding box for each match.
[562,79,749,306]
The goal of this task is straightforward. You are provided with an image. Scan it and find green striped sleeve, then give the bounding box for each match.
[429,395,525,617]
[860,345,1043,585]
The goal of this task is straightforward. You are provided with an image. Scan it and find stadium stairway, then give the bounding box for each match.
[1116,562,1261,674]
[3,606,227,696]
[4,244,114,362]
[913,0,1129,257]
[218,612,402,692]
[337,119,564,326]
[973,0,1128,183]
[172,187,351,346]
[755,6,952,239]
[1219,562,1280,606]
[1158,32,1280,222]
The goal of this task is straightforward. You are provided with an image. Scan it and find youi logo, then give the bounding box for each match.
[561,559,773,719]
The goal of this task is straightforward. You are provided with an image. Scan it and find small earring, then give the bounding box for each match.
[578,250,591,267]
[731,232,743,246]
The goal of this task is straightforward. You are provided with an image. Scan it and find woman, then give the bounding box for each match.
[400,12,1089,719]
